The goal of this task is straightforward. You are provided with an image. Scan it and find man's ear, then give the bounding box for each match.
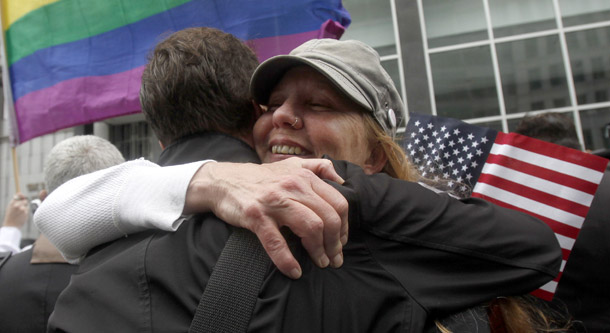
[252,101,266,118]
[159,140,165,150]
[39,189,48,202]
[362,144,387,175]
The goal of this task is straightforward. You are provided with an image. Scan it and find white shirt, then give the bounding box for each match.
[34,159,211,263]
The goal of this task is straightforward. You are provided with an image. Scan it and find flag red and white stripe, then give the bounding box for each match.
[472,132,607,300]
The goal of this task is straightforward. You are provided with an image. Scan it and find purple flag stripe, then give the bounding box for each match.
[15,66,144,142]
[14,26,344,142]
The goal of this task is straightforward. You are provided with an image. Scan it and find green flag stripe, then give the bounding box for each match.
[5,0,191,66]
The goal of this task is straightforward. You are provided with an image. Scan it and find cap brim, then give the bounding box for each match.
[250,55,372,113]
[251,55,312,105]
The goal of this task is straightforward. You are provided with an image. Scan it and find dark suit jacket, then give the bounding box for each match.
[0,237,78,332]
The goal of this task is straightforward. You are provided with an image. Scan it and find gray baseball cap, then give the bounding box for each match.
[250,38,406,138]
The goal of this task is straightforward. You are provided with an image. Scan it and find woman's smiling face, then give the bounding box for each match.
[253,66,383,173]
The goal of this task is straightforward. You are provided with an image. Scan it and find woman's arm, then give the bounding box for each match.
[334,160,561,315]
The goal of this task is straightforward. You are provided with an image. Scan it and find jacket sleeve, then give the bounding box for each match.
[34,159,208,263]
[334,160,562,316]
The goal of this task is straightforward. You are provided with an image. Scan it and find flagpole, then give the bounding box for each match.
[1,1,21,147]
[11,147,20,193]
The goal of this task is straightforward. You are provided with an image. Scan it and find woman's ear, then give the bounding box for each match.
[363,143,388,175]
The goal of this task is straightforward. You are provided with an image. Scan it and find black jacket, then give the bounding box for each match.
[554,169,610,332]
[49,131,561,332]
[0,242,78,332]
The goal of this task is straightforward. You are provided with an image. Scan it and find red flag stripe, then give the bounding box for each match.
[536,216,580,240]
[485,153,600,195]
[495,132,610,171]
[531,288,554,301]
[554,271,563,282]
[472,183,584,230]
[473,192,580,238]
[489,143,604,185]
[476,173,590,218]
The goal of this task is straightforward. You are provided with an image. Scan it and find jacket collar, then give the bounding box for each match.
[158,131,260,166]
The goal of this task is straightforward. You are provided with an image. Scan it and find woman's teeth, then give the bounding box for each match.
[272,145,304,155]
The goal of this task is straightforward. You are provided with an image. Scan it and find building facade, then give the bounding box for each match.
[2,0,610,239]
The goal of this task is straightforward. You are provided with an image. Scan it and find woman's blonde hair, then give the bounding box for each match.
[362,115,419,181]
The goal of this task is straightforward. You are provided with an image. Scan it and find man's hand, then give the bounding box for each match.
[185,158,348,279]
[3,193,29,229]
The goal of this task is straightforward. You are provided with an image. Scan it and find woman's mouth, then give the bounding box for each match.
[271,145,306,156]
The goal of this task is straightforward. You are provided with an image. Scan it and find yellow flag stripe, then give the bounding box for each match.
[2,0,60,30]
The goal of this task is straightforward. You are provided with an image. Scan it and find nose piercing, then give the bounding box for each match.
[291,117,299,129]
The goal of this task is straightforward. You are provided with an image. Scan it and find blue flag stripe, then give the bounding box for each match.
[10,0,350,100]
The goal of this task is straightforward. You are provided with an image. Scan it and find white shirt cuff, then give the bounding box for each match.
[117,160,215,233]
[0,226,22,253]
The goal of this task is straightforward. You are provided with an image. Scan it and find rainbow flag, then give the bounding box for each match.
[1,0,350,145]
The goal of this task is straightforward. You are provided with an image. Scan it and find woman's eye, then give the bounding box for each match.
[265,105,279,113]
[310,103,330,111]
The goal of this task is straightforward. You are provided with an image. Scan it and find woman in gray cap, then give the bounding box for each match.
[37,38,566,331]
[249,38,571,331]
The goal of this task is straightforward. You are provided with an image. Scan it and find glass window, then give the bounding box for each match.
[528,68,543,91]
[496,35,570,114]
[488,0,556,38]
[591,57,606,79]
[595,90,608,102]
[422,0,487,48]
[531,100,545,110]
[430,46,499,119]
[560,0,610,27]
[549,64,564,86]
[472,120,503,132]
[109,121,159,161]
[342,0,396,56]
[381,59,402,98]
[579,108,610,151]
[565,27,610,105]
[507,117,523,132]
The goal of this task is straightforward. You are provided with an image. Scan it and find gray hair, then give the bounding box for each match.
[44,135,125,193]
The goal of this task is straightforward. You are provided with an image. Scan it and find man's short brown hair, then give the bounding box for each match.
[140,27,259,145]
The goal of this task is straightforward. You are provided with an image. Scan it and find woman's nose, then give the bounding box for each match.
[272,103,302,129]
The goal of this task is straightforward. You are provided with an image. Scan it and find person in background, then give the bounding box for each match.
[39,34,561,332]
[516,112,610,332]
[0,135,125,332]
[0,194,29,254]
[514,112,582,150]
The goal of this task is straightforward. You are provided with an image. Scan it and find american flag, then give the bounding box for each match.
[403,113,609,301]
